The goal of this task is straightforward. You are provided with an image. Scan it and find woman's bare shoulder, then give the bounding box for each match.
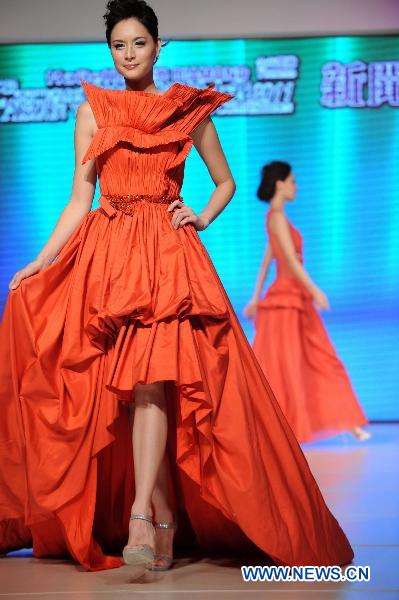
[268,210,288,233]
[77,100,95,117]
[75,101,97,132]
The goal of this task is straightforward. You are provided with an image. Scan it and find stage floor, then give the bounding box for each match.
[1,423,398,599]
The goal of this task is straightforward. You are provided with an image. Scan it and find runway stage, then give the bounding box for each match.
[1,423,398,599]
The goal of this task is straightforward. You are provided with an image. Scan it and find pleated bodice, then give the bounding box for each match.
[81,80,233,198]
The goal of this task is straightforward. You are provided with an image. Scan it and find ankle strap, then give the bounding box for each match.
[130,513,153,524]
[154,521,177,529]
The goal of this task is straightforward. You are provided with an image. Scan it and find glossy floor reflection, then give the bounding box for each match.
[1,423,398,599]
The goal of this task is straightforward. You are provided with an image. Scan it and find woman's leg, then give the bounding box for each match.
[152,451,176,523]
[127,381,168,549]
[150,451,177,568]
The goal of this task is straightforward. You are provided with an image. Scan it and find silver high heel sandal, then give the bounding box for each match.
[122,513,155,568]
[147,520,177,571]
[351,426,372,442]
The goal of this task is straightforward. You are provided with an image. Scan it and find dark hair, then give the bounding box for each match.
[103,0,159,46]
[257,161,292,202]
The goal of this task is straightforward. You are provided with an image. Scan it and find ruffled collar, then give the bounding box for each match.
[80,79,217,106]
[80,79,218,130]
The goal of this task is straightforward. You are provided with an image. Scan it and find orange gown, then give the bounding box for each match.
[0,81,354,571]
[253,208,368,443]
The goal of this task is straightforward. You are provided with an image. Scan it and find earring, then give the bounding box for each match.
[153,55,159,64]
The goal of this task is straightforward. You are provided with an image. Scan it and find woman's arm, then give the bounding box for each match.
[9,101,97,290]
[251,243,273,301]
[269,211,330,310]
[168,117,236,230]
[243,243,273,319]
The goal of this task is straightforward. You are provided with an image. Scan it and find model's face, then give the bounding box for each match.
[278,172,297,201]
[110,18,161,81]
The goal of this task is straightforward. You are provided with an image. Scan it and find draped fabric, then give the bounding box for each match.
[253,208,368,442]
[0,82,354,570]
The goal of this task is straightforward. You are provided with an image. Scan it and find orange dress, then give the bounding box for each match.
[0,81,353,571]
[253,208,368,442]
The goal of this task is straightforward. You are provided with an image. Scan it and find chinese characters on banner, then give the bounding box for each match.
[0,55,300,123]
[321,60,399,108]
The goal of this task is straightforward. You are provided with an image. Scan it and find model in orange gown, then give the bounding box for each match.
[245,161,370,444]
[0,12,354,570]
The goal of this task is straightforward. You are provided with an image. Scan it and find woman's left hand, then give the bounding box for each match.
[243,299,258,320]
[168,200,210,231]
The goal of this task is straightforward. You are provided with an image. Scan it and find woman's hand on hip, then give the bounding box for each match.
[168,200,209,231]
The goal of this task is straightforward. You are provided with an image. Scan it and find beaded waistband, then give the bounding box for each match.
[100,193,183,217]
